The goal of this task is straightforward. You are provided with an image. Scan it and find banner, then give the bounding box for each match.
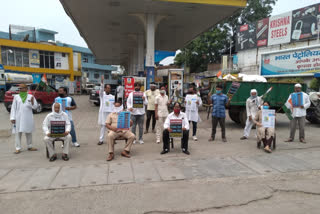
[32,74,41,84]
[291,4,320,42]
[124,77,135,98]
[235,23,257,51]
[261,45,320,76]
[268,11,292,46]
[117,111,131,130]
[256,18,269,47]
[29,50,39,68]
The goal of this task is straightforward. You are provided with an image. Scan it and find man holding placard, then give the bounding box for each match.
[285,84,310,143]
[161,102,190,155]
[105,100,135,161]
[185,86,202,141]
[43,103,71,161]
[98,76,115,145]
[127,82,148,144]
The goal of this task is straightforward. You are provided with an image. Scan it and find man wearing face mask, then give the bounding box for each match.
[161,102,190,155]
[98,76,115,145]
[55,87,79,147]
[127,82,148,144]
[145,82,160,134]
[208,84,231,142]
[106,100,134,161]
[10,84,38,154]
[185,86,202,141]
[155,86,169,144]
[285,83,310,143]
[43,103,71,161]
[240,89,262,140]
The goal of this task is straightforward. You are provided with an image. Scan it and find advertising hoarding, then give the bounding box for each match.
[260,45,320,76]
[235,23,257,51]
[256,18,269,47]
[268,11,293,46]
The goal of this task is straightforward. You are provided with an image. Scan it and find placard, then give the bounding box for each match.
[291,92,304,107]
[169,119,183,138]
[262,109,275,128]
[55,97,69,113]
[117,111,131,130]
[133,92,144,108]
[227,82,241,99]
[50,121,66,137]
[185,94,198,111]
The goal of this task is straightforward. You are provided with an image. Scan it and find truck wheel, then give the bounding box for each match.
[239,108,247,127]
[228,110,241,124]
[34,101,43,114]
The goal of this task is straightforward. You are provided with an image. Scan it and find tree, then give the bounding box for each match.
[175,0,277,73]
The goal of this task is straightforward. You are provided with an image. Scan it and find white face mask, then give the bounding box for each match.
[114,106,123,113]
[160,90,166,95]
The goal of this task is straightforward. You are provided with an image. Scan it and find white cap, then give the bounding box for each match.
[294,83,302,88]
[250,89,257,94]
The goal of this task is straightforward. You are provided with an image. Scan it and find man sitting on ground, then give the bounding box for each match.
[106,100,135,161]
[43,103,72,161]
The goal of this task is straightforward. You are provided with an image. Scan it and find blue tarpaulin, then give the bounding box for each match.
[155,50,175,63]
[314,73,320,78]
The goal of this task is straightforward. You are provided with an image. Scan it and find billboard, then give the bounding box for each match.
[235,23,257,51]
[29,50,40,68]
[256,18,269,47]
[268,11,292,46]
[260,45,320,77]
[291,4,320,42]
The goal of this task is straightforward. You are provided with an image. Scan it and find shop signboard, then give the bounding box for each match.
[268,11,292,46]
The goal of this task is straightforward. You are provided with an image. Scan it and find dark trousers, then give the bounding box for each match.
[163,129,189,151]
[189,121,197,136]
[211,116,226,139]
[146,110,156,131]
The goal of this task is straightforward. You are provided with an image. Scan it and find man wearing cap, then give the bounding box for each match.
[145,82,160,134]
[10,84,38,154]
[240,89,262,140]
[285,83,310,143]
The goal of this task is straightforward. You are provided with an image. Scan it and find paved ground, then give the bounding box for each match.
[0,96,320,213]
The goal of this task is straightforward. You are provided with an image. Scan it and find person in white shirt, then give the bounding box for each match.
[145,82,160,134]
[161,102,190,155]
[155,86,169,144]
[10,84,38,154]
[285,83,311,143]
[116,80,124,103]
[185,86,202,141]
[127,82,148,144]
[98,76,115,145]
[240,89,262,140]
[43,103,72,161]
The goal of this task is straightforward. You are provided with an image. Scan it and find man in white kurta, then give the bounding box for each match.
[240,89,262,140]
[185,87,202,141]
[98,76,115,145]
[10,84,38,154]
[155,86,169,144]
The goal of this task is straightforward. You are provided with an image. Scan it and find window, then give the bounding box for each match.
[82,55,88,63]
[94,73,100,79]
[39,51,54,69]
[1,46,29,67]
[104,74,109,80]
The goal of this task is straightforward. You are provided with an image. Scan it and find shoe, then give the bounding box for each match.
[300,138,306,144]
[193,136,198,141]
[160,150,168,155]
[156,140,160,144]
[73,142,80,147]
[133,140,136,144]
[28,147,38,151]
[285,138,293,142]
[208,137,215,142]
[106,153,114,161]
[182,150,190,155]
[97,141,103,145]
[240,136,247,140]
[49,155,57,162]
[264,146,272,153]
[139,140,144,144]
[144,130,148,134]
[62,154,69,161]
[222,138,227,142]
[14,150,21,154]
[61,144,64,148]
[121,150,130,158]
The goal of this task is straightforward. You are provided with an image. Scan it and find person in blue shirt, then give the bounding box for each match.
[208,84,231,142]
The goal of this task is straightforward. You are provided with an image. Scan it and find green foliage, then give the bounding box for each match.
[309,78,320,91]
[174,0,277,73]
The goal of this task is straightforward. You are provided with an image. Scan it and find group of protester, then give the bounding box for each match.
[9,80,311,162]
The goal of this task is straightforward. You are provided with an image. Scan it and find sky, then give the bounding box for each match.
[0,0,319,64]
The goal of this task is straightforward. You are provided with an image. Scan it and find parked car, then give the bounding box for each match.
[89,85,101,106]
[82,83,95,94]
[4,84,58,113]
